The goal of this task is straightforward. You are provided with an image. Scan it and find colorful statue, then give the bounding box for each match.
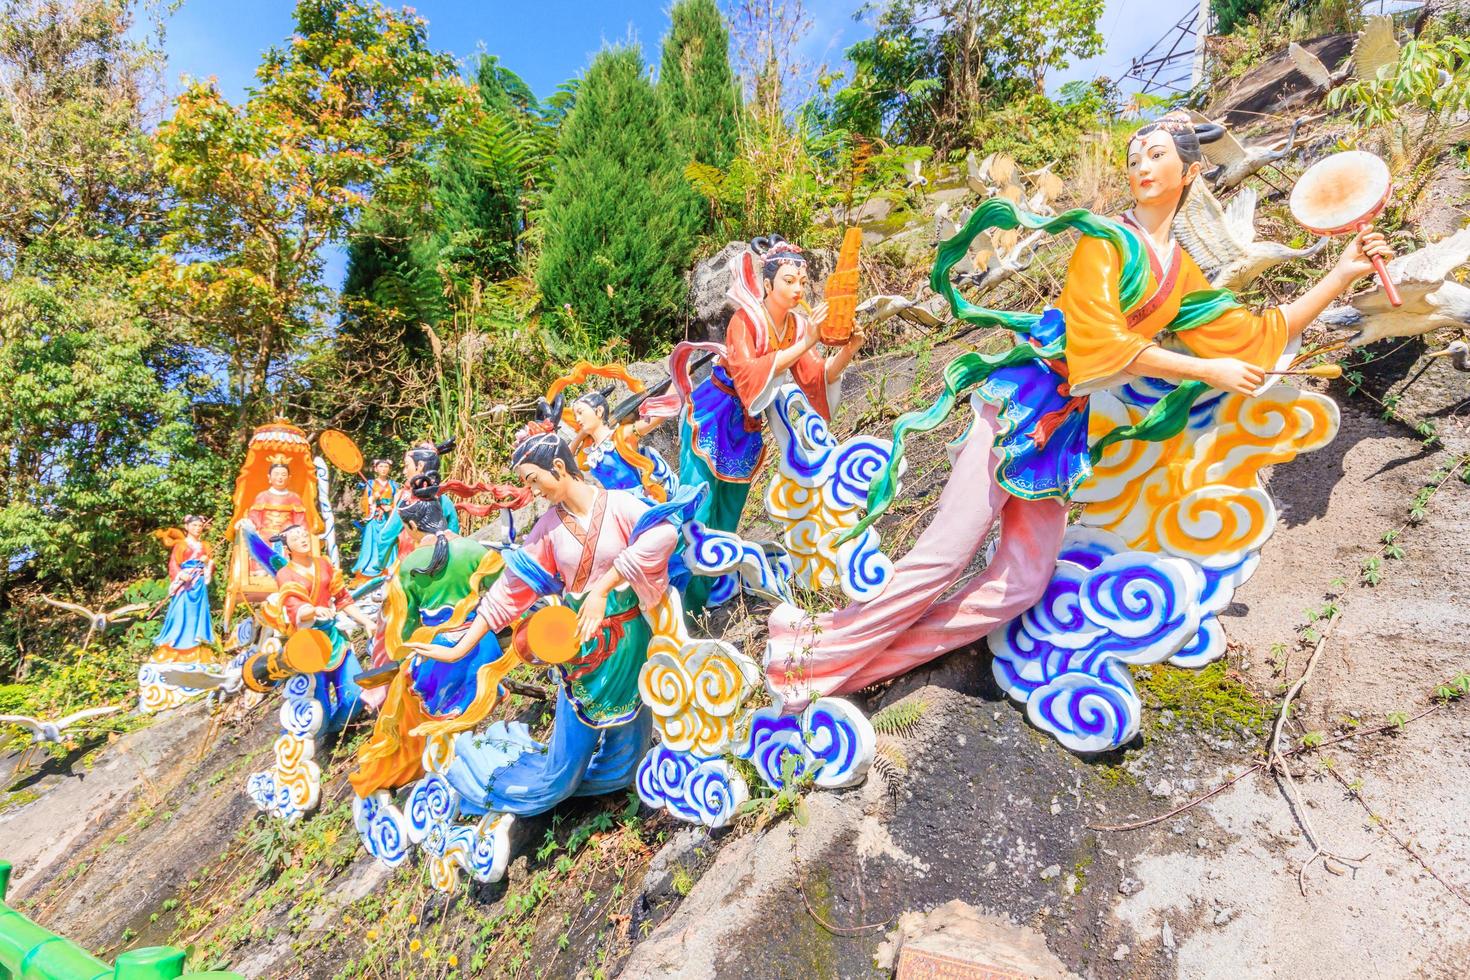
[570,388,675,503]
[372,442,462,572]
[246,524,377,821]
[223,420,325,627]
[350,458,398,582]
[243,464,308,558]
[764,112,1393,711]
[677,235,865,611]
[138,516,220,713]
[346,413,876,887]
[349,474,509,800]
[259,525,377,732]
[409,420,682,823]
[153,516,215,659]
[356,440,530,711]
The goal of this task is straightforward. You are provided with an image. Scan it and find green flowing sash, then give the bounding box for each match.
[844,199,1244,543]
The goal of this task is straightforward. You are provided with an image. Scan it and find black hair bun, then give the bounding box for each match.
[534,392,565,425]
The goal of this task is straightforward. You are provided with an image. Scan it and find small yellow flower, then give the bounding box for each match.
[448,954,459,968]
[409,939,421,953]
[365,929,377,941]
[408,913,418,924]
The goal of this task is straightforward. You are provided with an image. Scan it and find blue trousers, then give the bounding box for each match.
[449,687,652,817]
[314,647,365,734]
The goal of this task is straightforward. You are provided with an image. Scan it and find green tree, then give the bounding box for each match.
[339,56,548,365]
[659,0,741,239]
[660,0,741,171]
[0,0,226,669]
[143,0,469,437]
[834,0,1105,148]
[327,55,559,445]
[1212,0,1273,35]
[423,55,552,288]
[537,46,695,350]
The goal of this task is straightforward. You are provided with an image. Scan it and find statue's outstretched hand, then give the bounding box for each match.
[1333,225,1394,284]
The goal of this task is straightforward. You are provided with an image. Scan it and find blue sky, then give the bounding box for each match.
[153,0,1196,286]
[157,0,1195,103]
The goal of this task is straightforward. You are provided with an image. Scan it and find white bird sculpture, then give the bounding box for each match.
[856,294,945,328]
[1289,15,1400,94]
[38,596,150,648]
[0,705,122,744]
[954,228,1046,292]
[934,201,965,242]
[154,666,243,695]
[903,158,928,189]
[965,151,993,196]
[1188,111,1311,191]
[1173,183,1328,291]
[1426,339,1470,371]
[1317,229,1470,346]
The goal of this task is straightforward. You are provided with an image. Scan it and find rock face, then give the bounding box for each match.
[687,241,747,343]
[1207,33,1354,126]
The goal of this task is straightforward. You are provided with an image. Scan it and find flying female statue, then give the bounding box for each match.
[764,113,1392,706]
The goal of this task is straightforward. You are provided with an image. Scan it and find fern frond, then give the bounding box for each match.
[684,160,727,200]
[872,739,909,803]
[871,698,927,737]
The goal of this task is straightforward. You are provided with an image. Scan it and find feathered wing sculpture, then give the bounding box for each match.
[0,705,123,743]
[1288,15,1398,91]
[1352,14,1400,81]
[1288,41,1338,90]
[1386,227,1470,285]
[1173,183,1327,291]
[37,595,150,647]
[1318,229,1470,345]
[856,294,945,328]
[1189,110,1252,169]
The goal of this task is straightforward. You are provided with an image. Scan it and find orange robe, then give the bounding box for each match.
[1059,232,1289,397]
[724,307,834,421]
[245,488,309,539]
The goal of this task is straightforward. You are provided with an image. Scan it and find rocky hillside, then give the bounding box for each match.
[4,29,1470,980]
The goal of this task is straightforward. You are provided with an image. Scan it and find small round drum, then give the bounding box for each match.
[1289,150,1399,306]
[242,629,334,692]
[283,629,335,674]
[513,605,580,665]
[318,428,365,476]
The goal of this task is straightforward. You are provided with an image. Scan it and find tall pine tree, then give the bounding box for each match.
[659,0,740,172]
[537,46,694,350]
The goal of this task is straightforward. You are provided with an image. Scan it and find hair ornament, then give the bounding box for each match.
[751,233,806,263]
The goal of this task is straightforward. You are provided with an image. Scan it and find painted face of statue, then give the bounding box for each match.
[765,264,807,311]
[516,460,570,506]
[185,517,205,537]
[374,460,391,479]
[268,464,290,490]
[402,449,420,481]
[1126,129,1199,209]
[572,400,603,434]
[283,525,312,557]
